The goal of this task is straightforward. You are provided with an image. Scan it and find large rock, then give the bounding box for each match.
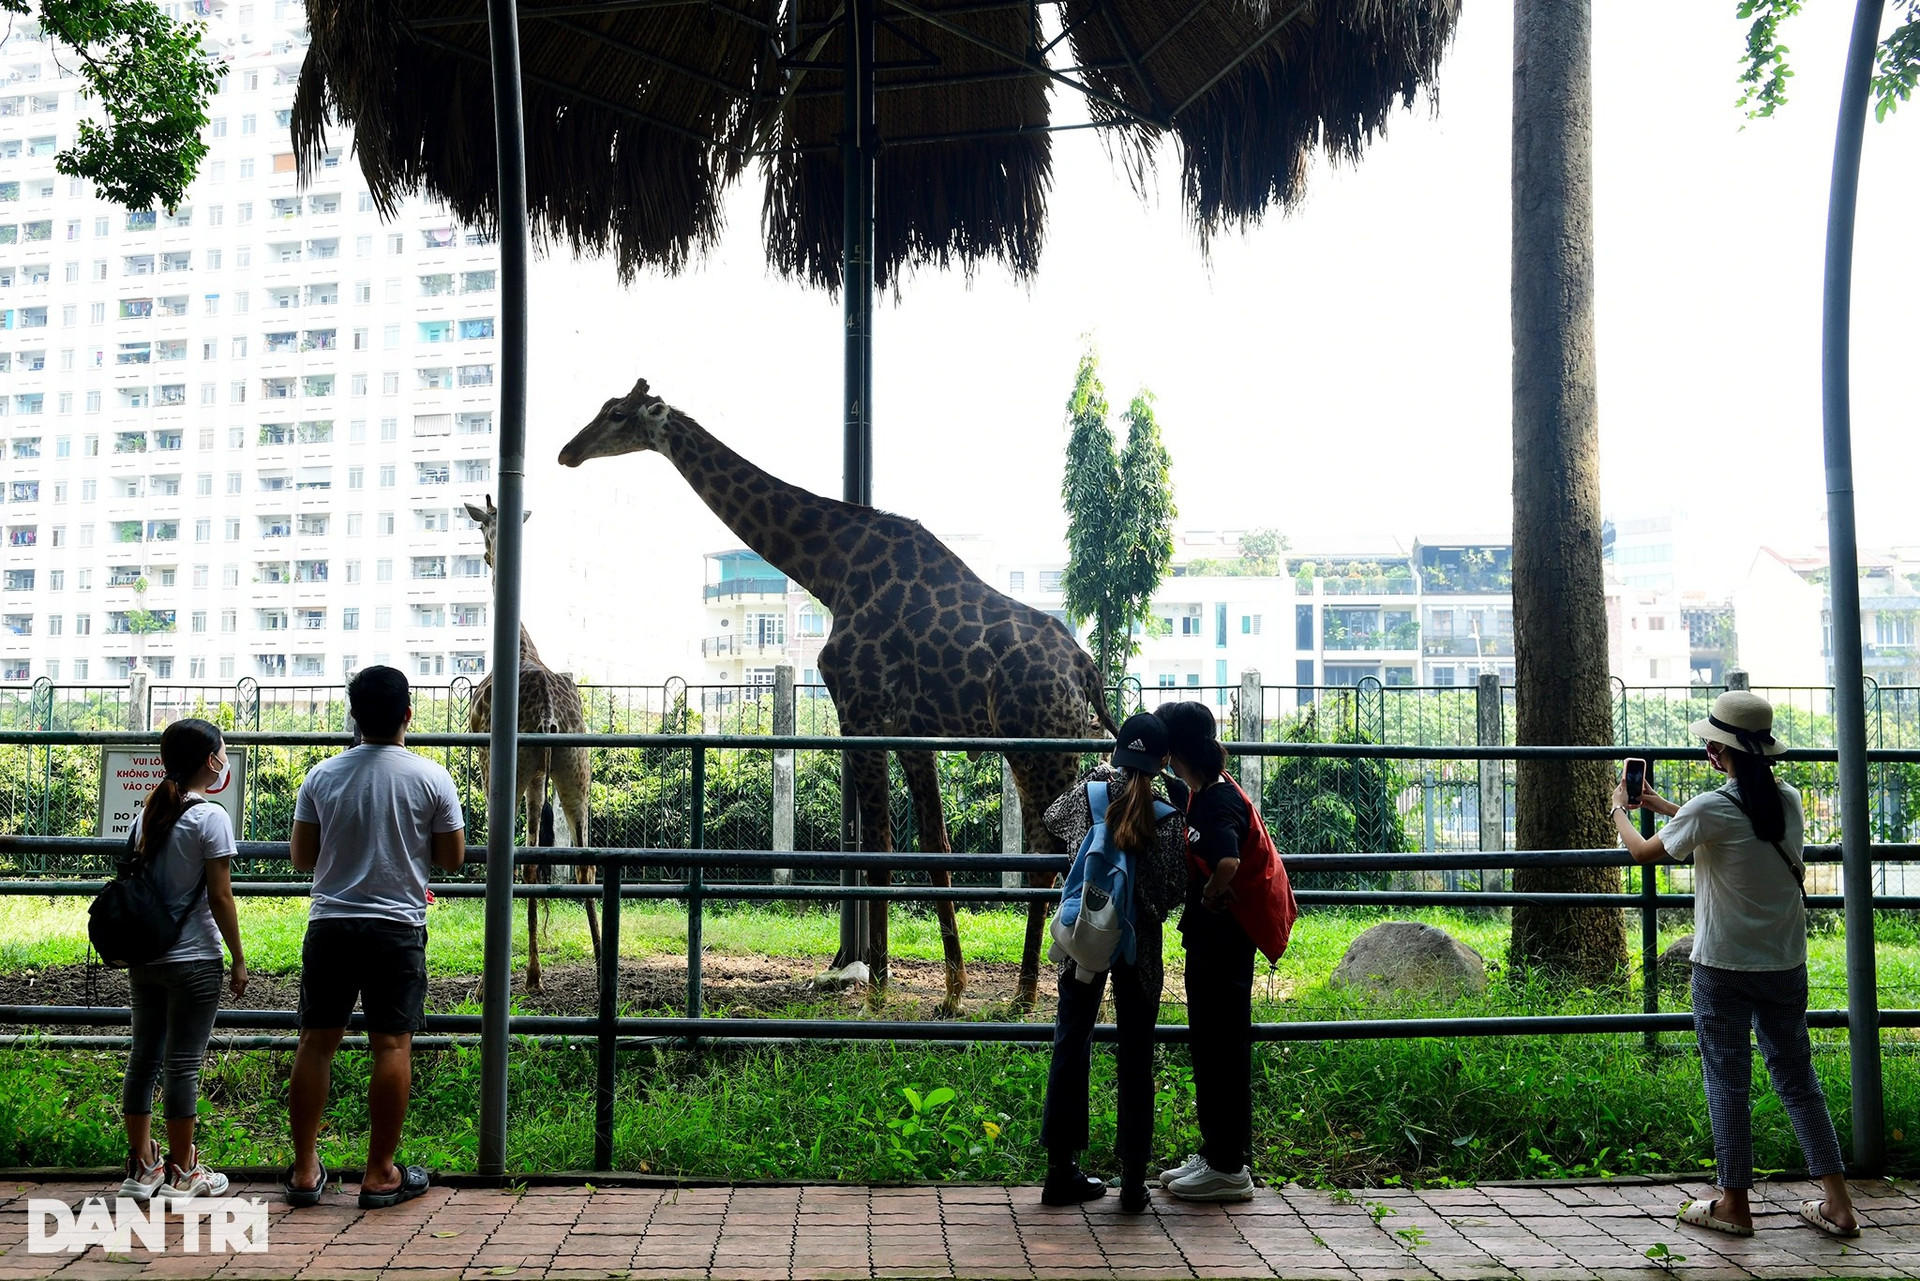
[1330,922,1488,998]
[1657,936,1695,996]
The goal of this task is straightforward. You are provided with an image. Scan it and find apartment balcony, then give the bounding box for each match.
[1422,635,1515,657]
[701,634,786,659]
[1321,633,1420,653]
[703,577,788,602]
[1315,576,1418,597]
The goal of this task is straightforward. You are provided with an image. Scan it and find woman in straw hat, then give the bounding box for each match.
[1611,690,1858,1240]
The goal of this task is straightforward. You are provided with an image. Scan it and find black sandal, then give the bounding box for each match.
[284,1161,328,1208]
[358,1164,430,1209]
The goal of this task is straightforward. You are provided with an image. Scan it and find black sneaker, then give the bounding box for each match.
[1119,1166,1150,1214]
[1040,1165,1107,1206]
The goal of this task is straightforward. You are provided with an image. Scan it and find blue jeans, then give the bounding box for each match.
[1691,962,1845,1189]
[122,958,224,1121]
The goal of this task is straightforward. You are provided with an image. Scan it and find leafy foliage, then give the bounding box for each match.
[1737,0,1920,122]
[1060,351,1177,711]
[5,0,224,211]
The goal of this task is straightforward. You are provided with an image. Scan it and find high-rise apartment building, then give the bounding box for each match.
[0,3,501,688]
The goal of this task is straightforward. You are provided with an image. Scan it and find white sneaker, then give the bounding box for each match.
[161,1153,230,1203]
[1165,1158,1255,1202]
[1156,1152,1205,1188]
[119,1143,165,1203]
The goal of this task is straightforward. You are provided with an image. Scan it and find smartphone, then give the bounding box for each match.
[1621,757,1646,806]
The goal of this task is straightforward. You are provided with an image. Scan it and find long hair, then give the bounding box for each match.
[1106,767,1161,855]
[1725,744,1786,843]
[138,718,222,861]
[1156,700,1228,779]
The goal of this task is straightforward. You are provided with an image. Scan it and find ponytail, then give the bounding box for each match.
[1106,767,1161,855]
[138,718,222,861]
[1727,746,1786,843]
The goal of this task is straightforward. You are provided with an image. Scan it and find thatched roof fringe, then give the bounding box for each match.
[294,0,1457,286]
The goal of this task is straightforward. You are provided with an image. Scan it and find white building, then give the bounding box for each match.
[1605,575,1691,686]
[697,549,829,690]
[0,4,503,689]
[1733,546,1920,690]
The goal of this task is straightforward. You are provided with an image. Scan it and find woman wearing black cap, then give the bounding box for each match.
[1155,700,1257,1202]
[1037,711,1189,1212]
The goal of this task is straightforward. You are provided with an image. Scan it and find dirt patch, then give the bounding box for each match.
[0,955,1065,1027]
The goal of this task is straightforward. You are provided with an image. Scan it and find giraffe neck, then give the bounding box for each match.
[486,567,547,668]
[659,410,863,614]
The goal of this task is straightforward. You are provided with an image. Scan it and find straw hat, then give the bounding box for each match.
[1689,691,1786,757]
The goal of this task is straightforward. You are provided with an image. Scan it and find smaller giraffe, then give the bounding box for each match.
[463,496,598,993]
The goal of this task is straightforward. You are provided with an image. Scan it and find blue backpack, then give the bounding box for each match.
[1048,780,1178,979]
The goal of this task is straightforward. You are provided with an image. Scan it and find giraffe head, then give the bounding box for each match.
[462,493,531,571]
[557,377,674,468]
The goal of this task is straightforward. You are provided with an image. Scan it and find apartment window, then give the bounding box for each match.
[196,473,214,497]
[1296,605,1314,650]
[220,609,236,632]
[355,281,372,304]
[349,420,367,443]
[226,472,242,494]
[345,560,361,583]
[383,324,400,349]
[381,371,399,395]
[75,613,91,635]
[195,518,211,542]
[378,511,395,536]
[380,418,397,441]
[225,518,241,541]
[342,607,360,631]
[346,513,363,536]
[223,565,239,589]
[379,466,395,488]
[193,565,209,588]
[376,559,392,582]
[191,610,207,633]
[347,466,364,490]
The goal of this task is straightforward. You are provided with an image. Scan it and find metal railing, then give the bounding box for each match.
[1,729,1917,1172]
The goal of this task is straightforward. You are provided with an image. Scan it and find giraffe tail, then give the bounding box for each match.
[1082,658,1120,737]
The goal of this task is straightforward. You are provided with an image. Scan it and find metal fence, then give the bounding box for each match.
[1,730,1917,1173]
[10,675,1920,894]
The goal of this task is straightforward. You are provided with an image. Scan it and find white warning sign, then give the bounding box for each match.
[99,750,247,841]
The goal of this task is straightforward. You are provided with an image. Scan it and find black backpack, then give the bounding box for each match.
[88,798,208,968]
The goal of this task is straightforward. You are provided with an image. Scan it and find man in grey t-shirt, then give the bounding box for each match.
[286,666,464,1211]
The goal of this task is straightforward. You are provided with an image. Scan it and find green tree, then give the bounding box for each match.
[1060,352,1176,713]
[1738,0,1920,122]
[4,0,223,211]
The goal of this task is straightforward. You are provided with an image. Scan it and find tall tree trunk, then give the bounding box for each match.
[1509,0,1625,983]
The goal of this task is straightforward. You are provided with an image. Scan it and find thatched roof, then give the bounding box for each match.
[295,0,1459,290]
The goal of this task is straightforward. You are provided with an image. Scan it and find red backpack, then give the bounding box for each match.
[1188,778,1298,963]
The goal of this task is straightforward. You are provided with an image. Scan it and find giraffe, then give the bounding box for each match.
[558,377,1117,1013]
[463,495,598,994]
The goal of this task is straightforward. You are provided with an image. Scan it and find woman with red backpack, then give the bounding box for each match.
[1156,700,1296,1203]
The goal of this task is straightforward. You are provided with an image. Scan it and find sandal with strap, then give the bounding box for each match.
[1677,1197,1753,1237]
[284,1161,329,1208]
[358,1164,431,1210]
[1799,1199,1861,1239]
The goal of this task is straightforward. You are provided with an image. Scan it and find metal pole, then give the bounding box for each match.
[1476,672,1504,892]
[688,744,706,1027]
[1822,0,1887,1174]
[478,0,532,1180]
[772,664,795,886]
[592,857,621,1171]
[1640,758,1658,1051]
[836,0,877,967]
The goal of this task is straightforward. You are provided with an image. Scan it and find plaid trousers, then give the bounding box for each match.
[1690,961,1845,1189]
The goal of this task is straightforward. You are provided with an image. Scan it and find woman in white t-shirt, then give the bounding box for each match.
[1611,691,1857,1241]
[117,719,249,1206]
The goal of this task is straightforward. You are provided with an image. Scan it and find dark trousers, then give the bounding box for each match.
[1184,912,1256,1173]
[1040,960,1158,1169]
[123,958,224,1121]
[1691,962,1845,1189]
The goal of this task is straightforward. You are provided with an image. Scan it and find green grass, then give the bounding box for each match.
[2,897,1916,1183]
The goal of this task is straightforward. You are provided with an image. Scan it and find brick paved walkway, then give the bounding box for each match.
[1,1176,1915,1279]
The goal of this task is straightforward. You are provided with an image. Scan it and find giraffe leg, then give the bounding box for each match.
[898,750,964,1016]
[1008,751,1080,1012]
[847,748,893,1000]
[525,781,548,994]
[558,767,601,974]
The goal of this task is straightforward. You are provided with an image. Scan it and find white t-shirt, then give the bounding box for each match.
[293,744,464,926]
[1660,780,1807,971]
[130,797,236,965]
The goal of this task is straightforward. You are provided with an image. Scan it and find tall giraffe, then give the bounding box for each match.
[463,496,598,993]
[559,377,1115,1012]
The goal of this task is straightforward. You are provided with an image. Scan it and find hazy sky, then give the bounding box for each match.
[514,2,1918,682]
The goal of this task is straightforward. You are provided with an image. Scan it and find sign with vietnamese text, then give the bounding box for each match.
[99,749,246,841]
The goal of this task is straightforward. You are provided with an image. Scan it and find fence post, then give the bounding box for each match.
[127,668,150,732]
[772,665,795,887]
[1237,669,1263,798]
[1640,759,1659,1051]
[687,744,705,1032]
[1725,668,1749,692]
[1001,758,1023,892]
[1476,672,1504,891]
[592,856,622,1171]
